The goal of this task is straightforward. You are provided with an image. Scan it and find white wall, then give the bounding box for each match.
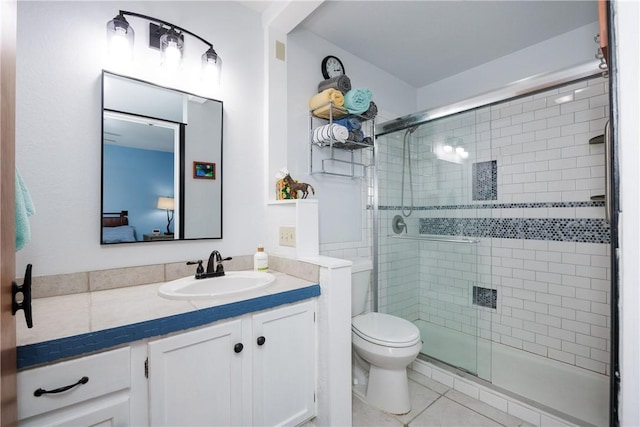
[15,1,265,276]
[184,100,223,238]
[416,22,600,112]
[615,0,640,425]
[286,28,416,246]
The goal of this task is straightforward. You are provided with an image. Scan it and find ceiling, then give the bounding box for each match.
[104,117,175,152]
[244,1,599,88]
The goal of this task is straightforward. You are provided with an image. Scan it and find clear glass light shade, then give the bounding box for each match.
[201,47,222,83]
[106,14,134,61]
[160,28,184,71]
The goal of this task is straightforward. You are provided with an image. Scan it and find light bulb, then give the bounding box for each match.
[160,28,183,71]
[110,28,129,58]
[443,145,453,153]
[164,42,181,66]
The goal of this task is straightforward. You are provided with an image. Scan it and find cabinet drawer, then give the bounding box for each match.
[18,347,131,420]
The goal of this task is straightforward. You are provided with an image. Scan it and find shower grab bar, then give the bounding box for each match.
[389,234,480,244]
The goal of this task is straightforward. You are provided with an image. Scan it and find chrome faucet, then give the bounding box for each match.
[187,250,232,279]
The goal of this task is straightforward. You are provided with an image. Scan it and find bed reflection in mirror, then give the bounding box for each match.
[101,71,223,244]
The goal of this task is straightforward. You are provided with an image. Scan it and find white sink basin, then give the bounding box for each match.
[158,271,276,300]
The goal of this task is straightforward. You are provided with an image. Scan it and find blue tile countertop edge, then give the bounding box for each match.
[18,284,321,369]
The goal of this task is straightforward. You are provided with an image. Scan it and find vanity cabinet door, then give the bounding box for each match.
[252,300,316,426]
[148,319,244,426]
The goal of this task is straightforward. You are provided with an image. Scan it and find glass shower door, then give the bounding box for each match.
[376,109,490,379]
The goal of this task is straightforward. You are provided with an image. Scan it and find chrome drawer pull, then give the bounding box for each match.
[34,376,89,397]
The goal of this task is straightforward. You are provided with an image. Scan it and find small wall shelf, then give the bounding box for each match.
[309,101,374,178]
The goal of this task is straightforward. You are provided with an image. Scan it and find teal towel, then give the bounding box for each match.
[344,88,373,115]
[15,169,35,251]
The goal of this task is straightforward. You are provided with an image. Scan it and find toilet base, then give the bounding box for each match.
[366,365,411,415]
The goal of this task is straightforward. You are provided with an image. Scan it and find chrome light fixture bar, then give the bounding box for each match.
[106,10,222,82]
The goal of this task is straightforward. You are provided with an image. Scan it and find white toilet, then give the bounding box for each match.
[350,258,422,415]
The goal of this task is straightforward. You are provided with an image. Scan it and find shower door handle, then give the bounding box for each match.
[589,120,612,223]
[604,120,611,224]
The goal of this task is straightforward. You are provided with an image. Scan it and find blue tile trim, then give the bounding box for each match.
[376,201,604,210]
[17,285,321,369]
[419,218,610,244]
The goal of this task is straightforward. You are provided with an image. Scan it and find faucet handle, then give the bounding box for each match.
[214,257,233,274]
[187,260,204,275]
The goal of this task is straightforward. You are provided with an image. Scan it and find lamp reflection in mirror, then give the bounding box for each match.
[157,196,175,235]
[106,10,221,84]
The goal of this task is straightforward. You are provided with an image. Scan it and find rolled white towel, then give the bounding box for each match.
[312,123,348,144]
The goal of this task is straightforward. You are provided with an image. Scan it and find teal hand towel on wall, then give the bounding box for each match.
[15,169,35,251]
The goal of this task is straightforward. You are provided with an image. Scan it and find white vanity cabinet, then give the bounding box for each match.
[252,301,316,426]
[147,319,244,426]
[147,299,317,427]
[17,347,131,427]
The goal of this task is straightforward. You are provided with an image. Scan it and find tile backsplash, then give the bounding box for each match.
[26,255,319,299]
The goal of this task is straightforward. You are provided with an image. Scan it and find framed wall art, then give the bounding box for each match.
[193,161,216,180]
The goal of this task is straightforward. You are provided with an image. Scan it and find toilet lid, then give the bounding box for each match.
[352,312,421,347]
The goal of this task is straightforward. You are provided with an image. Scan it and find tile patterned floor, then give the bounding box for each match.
[353,371,534,427]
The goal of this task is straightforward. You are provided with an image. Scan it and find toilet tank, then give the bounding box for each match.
[349,258,373,316]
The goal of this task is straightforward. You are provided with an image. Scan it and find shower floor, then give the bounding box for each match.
[415,319,492,380]
[413,319,608,426]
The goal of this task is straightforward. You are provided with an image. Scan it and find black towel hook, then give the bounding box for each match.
[12,264,33,328]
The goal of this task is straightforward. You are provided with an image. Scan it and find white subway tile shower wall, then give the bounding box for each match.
[377,76,610,376]
[487,78,608,204]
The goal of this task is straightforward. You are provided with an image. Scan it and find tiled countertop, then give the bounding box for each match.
[17,270,319,369]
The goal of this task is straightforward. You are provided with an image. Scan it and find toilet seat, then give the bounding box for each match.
[352,312,421,348]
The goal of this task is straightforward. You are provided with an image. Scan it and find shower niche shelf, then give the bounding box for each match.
[309,101,374,178]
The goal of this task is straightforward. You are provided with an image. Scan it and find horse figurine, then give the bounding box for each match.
[283,174,315,199]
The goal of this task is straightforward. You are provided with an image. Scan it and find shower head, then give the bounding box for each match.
[406,126,419,135]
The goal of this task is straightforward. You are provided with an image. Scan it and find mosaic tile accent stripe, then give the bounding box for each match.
[376,201,604,210]
[419,217,610,244]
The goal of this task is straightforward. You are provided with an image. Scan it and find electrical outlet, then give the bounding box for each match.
[279,226,296,247]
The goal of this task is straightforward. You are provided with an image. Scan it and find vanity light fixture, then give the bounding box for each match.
[106,12,134,62]
[201,47,223,84]
[106,10,222,83]
[160,26,184,71]
[157,197,175,235]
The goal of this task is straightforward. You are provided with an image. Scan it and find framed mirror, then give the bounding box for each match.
[101,71,223,244]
